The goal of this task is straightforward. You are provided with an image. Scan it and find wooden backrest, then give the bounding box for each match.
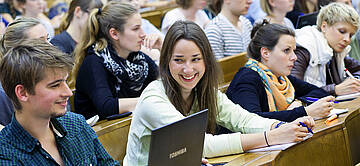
[217,52,248,83]
[344,108,360,165]
[92,116,132,165]
[141,4,177,29]
[217,52,248,91]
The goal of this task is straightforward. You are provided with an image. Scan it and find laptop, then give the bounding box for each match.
[148,109,208,166]
[296,12,318,29]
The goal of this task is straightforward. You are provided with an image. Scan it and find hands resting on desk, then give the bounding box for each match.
[305,96,335,119]
[240,116,315,151]
[268,116,315,145]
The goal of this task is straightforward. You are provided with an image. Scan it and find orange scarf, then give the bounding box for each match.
[245,59,295,112]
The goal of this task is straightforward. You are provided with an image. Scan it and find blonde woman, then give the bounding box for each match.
[292,3,360,96]
[257,0,295,29]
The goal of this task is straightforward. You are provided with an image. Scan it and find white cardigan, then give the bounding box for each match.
[295,26,349,87]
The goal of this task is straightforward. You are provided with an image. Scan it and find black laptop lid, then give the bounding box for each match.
[148,109,208,166]
[296,12,318,29]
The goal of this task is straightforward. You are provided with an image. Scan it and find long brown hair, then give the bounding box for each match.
[160,21,220,134]
[58,0,103,32]
[70,1,137,89]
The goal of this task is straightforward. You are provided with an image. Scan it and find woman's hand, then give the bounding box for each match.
[305,96,334,119]
[142,33,163,50]
[335,78,360,95]
[268,116,314,145]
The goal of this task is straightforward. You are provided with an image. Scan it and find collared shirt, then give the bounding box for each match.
[0,112,120,166]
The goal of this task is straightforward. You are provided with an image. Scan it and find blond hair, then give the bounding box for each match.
[317,2,360,30]
[260,0,273,16]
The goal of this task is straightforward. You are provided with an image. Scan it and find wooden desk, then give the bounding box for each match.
[92,116,132,165]
[209,98,360,165]
[140,1,177,29]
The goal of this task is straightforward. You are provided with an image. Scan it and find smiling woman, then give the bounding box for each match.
[124,21,317,165]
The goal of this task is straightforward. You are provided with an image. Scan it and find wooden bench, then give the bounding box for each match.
[141,2,177,29]
[217,52,248,92]
[92,116,132,165]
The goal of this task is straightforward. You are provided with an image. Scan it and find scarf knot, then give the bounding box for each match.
[245,58,295,112]
[92,45,149,95]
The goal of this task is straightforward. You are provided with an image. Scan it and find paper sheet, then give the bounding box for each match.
[246,133,313,152]
[335,92,360,101]
[329,108,348,116]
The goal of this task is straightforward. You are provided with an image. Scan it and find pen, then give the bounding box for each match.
[299,122,314,134]
[344,68,355,79]
[305,97,339,104]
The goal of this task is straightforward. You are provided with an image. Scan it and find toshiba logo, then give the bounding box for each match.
[169,147,187,159]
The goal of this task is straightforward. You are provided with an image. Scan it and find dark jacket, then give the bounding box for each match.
[226,67,329,122]
[74,47,159,120]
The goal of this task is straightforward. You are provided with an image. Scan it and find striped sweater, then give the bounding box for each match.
[205,14,252,59]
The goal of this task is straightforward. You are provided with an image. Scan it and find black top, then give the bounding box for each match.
[226,68,329,122]
[74,46,159,120]
[0,3,21,17]
[0,83,14,126]
[50,31,76,55]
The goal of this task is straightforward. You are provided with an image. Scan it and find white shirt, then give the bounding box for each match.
[161,8,210,36]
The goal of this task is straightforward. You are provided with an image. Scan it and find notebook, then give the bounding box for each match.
[148,109,208,166]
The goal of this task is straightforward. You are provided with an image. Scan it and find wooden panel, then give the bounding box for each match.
[141,11,163,29]
[141,3,177,29]
[217,52,248,84]
[344,109,360,165]
[274,127,350,166]
[92,116,132,165]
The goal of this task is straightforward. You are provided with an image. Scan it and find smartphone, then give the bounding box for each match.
[106,112,132,120]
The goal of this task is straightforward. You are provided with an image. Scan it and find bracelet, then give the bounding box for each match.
[275,121,286,129]
[264,131,270,146]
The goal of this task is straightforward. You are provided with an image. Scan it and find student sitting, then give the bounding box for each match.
[51,0,103,55]
[0,17,49,126]
[161,0,210,35]
[256,0,295,29]
[205,0,253,59]
[0,39,119,165]
[226,22,333,122]
[124,21,315,165]
[19,0,56,39]
[291,3,360,96]
[0,0,22,25]
[72,1,160,120]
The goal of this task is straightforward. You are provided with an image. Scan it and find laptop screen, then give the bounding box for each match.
[296,12,318,29]
[148,109,208,166]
